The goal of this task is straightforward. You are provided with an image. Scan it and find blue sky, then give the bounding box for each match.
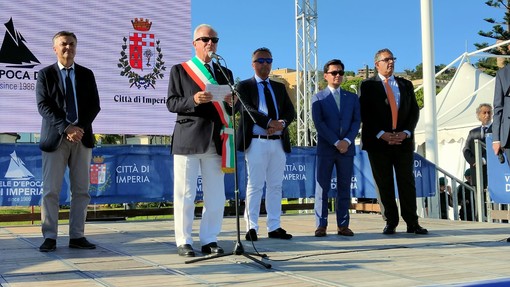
[191,0,500,80]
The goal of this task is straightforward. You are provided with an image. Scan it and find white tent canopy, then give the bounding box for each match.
[415,61,495,143]
[415,61,495,179]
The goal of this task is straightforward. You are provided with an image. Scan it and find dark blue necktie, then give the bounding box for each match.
[262,81,277,119]
[65,68,77,123]
[204,63,215,80]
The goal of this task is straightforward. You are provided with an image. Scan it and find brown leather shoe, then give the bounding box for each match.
[337,226,354,236]
[314,226,327,237]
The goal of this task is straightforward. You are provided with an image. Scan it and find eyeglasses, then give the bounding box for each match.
[378,57,397,63]
[253,58,273,64]
[326,70,345,76]
[195,36,219,43]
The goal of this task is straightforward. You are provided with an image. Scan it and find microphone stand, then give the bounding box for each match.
[185,57,271,269]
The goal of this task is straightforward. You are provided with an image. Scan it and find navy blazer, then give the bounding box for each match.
[312,88,360,156]
[235,77,296,153]
[167,62,233,155]
[493,64,510,148]
[36,62,101,152]
[359,75,419,152]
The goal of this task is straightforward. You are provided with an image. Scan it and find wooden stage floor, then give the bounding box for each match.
[1,213,510,287]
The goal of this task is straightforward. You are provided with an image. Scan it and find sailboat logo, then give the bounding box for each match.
[5,151,34,180]
[0,17,40,68]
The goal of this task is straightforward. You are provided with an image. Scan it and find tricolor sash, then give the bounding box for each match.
[182,56,235,173]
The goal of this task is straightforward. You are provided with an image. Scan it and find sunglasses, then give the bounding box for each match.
[378,57,397,63]
[195,36,219,43]
[253,58,273,64]
[327,70,345,76]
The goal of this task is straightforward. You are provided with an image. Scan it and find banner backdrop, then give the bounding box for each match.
[0,144,437,206]
[486,135,510,203]
[0,0,190,135]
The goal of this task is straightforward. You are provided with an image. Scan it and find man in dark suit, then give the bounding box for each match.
[493,64,510,165]
[463,103,492,188]
[492,64,510,242]
[311,59,360,237]
[359,48,427,235]
[167,24,234,257]
[36,31,101,252]
[236,47,295,241]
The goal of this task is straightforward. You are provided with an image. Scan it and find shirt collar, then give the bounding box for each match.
[378,73,395,82]
[196,57,213,68]
[255,75,269,84]
[57,62,75,71]
[327,86,341,94]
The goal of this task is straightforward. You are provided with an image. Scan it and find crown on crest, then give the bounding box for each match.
[131,18,152,31]
[92,156,104,164]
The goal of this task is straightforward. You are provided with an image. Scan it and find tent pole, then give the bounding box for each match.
[421,0,440,219]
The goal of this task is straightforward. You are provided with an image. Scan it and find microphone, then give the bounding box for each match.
[498,149,506,164]
[208,51,223,60]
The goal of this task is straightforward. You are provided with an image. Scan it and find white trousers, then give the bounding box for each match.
[173,145,225,246]
[244,139,286,232]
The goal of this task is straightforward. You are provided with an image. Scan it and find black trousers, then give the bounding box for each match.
[367,148,419,226]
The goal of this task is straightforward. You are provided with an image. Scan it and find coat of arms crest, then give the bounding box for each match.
[118,18,166,89]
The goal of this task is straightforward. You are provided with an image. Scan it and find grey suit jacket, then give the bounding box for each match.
[493,64,510,148]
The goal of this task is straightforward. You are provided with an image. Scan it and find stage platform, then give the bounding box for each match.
[1,213,510,287]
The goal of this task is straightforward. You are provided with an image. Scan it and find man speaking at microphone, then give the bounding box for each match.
[167,24,234,257]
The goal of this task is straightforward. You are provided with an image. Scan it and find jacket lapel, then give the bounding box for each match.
[268,79,281,113]
[54,63,65,96]
[251,77,260,107]
[338,90,347,115]
[395,77,406,119]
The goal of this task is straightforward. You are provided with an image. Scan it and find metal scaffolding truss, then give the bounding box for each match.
[295,0,319,146]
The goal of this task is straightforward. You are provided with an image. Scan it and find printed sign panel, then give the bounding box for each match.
[0,1,191,135]
[487,135,510,203]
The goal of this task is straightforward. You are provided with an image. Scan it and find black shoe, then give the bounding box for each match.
[69,237,96,249]
[201,242,224,254]
[39,238,56,252]
[507,237,510,242]
[245,229,258,241]
[268,227,292,239]
[407,224,428,235]
[177,244,195,257]
[383,224,397,235]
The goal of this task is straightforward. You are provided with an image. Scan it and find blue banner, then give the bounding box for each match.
[486,135,510,203]
[320,147,436,200]
[0,144,436,206]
